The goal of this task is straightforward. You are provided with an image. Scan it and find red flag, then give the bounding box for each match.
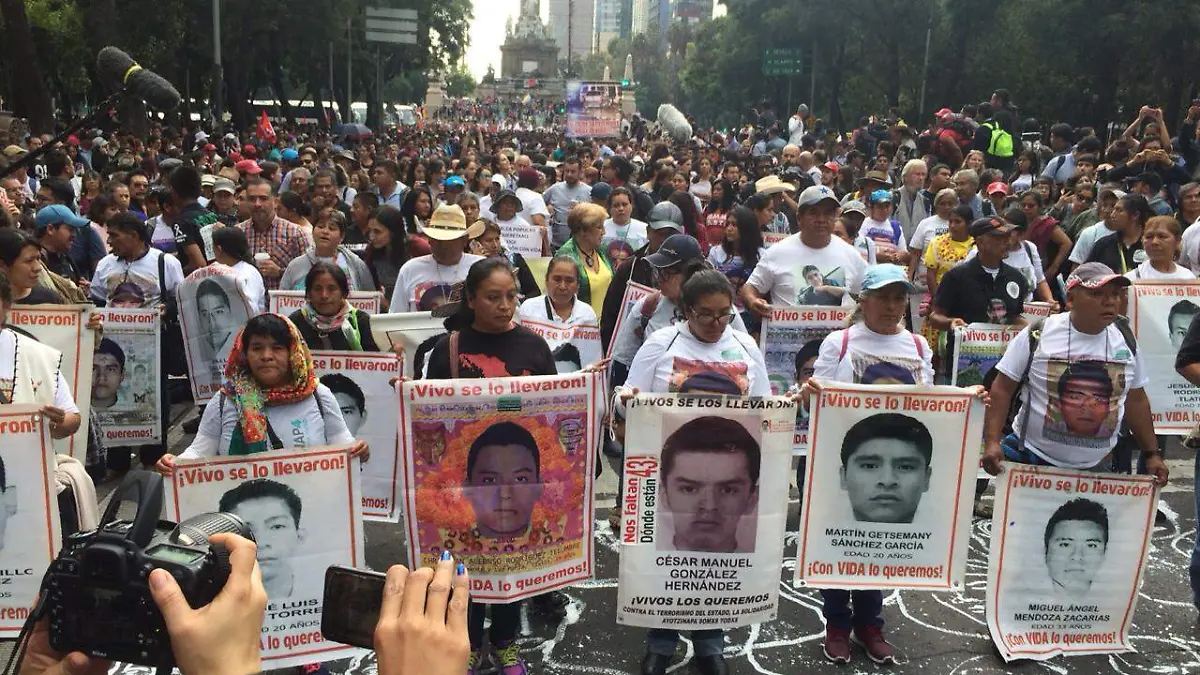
[256,110,276,143]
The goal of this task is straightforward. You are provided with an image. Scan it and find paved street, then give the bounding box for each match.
[92,410,1200,674]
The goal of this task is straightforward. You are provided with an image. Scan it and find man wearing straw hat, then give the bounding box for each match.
[390,204,485,312]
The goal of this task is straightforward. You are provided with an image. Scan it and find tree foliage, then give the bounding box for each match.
[445,63,477,99]
[0,0,473,132]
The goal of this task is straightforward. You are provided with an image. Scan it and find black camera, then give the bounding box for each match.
[44,470,254,668]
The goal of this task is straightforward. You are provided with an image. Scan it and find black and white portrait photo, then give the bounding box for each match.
[1043,498,1109,602]
[219,478,306,600]
[839,413,932,524]
[179,269,254,401]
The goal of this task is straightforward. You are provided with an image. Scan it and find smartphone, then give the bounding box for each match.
[321,565,386,649]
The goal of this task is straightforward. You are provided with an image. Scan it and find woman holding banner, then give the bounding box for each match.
[617,266,769,675]
[289,262,380,352]
[798,263,987,665]
[517,255,598,326]
[422,257,556,675]
[155,314,369,466]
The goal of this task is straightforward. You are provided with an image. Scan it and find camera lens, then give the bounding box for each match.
[170,512,255,546]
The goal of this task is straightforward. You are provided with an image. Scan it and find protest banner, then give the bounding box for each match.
[311,350,401,521]
[1129,281,1200,433]
[1023,301,1055,321]
[370,311,445,379]
[759,305,850,455]
[606,281,655,358]
[518,317,603,373]
[93,308,161,445]
[267,290,382,316]
[178,266,256,403]
[525,257,551,293]
[795,383,983,590]
[762,232,789,248]
[0,407,60,634]
[986,464,1156,662]
[9,304,95,457]
[165,446,364,669]
[399,372,604,603]
[566,80,622,138]
[951,323,1024,387]
[614,393,795,629]
[499,221,547,259]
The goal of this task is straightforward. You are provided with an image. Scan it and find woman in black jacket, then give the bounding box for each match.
[289,262,380,352]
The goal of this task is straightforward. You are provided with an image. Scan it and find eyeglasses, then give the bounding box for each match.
[690,308,737,325]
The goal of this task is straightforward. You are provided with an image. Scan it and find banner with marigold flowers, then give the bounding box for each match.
[400,372,604,603]
[616,393,797,630]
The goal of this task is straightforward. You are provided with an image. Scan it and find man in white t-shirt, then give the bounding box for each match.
[982,263,1167,484]
[390,204,485,312]
[743,185,867,315]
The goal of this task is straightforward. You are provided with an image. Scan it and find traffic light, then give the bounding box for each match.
[621,78,630,87]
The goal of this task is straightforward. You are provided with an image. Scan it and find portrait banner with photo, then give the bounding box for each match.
[795,383,983,590]
[165,446,364,669]
[9,304,96,457]
[606,281,655,358]
[399,372,604,603]
[500,221,546,259]
[311,351,401,521]
[791,264,848,306]
[370,311,445,380]
[267,290,382,316]
[615,394,795,630]
[178,266,255,403]
[1130,281,1200,434]
[1041,359,1126,449]
[518,317,603,373]
[760,306,850,456]
[93,309,161,445]
[951,324,1023,387]
[986,465,1156,662]
[0,408,60,634]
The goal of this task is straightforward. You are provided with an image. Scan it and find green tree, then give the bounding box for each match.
[445,63,476,98]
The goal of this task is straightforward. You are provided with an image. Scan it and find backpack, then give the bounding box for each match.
[982,120,1014,158]
[1012,316,1137,447]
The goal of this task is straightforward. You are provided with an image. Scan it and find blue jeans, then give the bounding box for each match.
[1191,450,1200,610]
[820,589,884,630]
[646,628,724,657]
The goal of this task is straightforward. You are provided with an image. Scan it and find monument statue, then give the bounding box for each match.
[623,54,634,84]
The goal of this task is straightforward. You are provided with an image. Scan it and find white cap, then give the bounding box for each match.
[797,185,840,208]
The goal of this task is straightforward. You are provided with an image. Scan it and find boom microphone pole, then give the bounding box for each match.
[1,47,181,179]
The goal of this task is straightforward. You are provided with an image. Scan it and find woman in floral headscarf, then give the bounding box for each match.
[155,313,369,468]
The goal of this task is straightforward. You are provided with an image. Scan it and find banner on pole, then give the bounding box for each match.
[986,464,1156,662]
[615,393,796,629]
[399,373,603,603]
[795,383,983,590]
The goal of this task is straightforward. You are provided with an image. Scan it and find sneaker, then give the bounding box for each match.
[467,650,483,675]
[494,641,527,675]
[823,626,851,664]
[852,624,896,664]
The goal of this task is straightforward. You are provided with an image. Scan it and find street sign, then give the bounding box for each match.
[763,48,802,77]
[365,7,418,44]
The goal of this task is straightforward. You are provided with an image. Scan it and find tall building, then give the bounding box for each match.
[672,0,713,26]
[630,0,648,35]
[549,0,596,61]
[594,0,623,53]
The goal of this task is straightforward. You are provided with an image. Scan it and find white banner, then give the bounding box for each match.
[1023,301,1055,321]
[1129,281,1200,433]
[9,304,95,457]
[500,221,546,259]
[94,309,161,445]
[615,394,795,629]
[312,350,401,521]
[400,373,603,603]
[178,266,256,403]
[986,465,1156,662]
[267,290,382,316]
[759,306,850,456]
[165,446,365,669]
[950,323,1023,387]
[795,383,983,590]
[606,281,654,359]
[370,311,445,380]
[0,407,60,634]
[518,317,603,373]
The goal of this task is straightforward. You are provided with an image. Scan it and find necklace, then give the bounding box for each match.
[580,248,597,270]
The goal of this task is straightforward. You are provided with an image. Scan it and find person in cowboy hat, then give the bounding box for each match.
[840,169,892,206]
[751,174,797,235]
[390,204,485,312]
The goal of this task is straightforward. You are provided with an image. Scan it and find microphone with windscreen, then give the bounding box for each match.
[96,47,181,110]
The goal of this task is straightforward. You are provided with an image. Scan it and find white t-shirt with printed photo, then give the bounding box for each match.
[746,234,866,308]
[995,313,1148,468]
[813,323,934,385]
[390,253,485,313]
